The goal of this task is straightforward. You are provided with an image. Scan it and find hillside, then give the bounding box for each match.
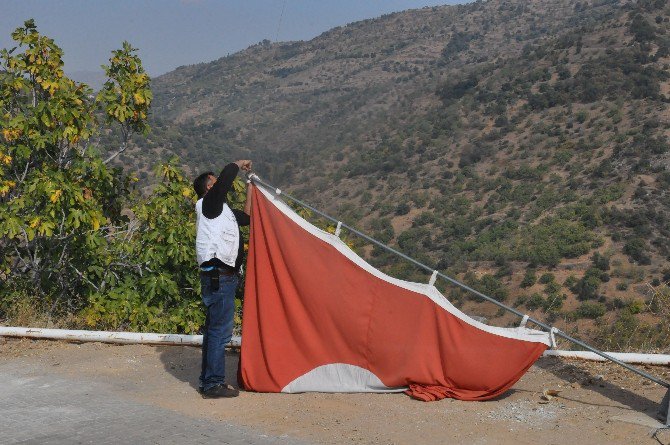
[109,0,670,349]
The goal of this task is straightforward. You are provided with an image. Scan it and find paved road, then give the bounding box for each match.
[0,361,308,445]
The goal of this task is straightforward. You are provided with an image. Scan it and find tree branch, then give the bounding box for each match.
[70,264,99,291]
[103,125,129,164]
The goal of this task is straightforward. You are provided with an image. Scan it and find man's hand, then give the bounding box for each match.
[235,160,252,172]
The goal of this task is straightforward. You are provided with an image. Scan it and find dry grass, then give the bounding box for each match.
[1,293,80,329]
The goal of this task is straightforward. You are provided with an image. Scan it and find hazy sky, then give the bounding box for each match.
[1,1,463,77]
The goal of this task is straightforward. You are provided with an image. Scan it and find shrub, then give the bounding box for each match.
[544,281,561,295]
[575,110,589,124]
[544,292,564,312]
[441,32,479,60]
[623,237,651,265]
[574,302,606,319]
[539,272,556,284]
[628,300,644,314]
[630,13,656,43]
[525,293,545,311]
[564,275,579,289]
[522,217,595,267]
[395,203,410,216]
[591,252,610,271]
[436,75,479,104]
[520,269,537,288]
[573,268,607,300]
[397,227,431,251]
[471,274,509,302]
[459,144,493,168]
[495,262,513,278]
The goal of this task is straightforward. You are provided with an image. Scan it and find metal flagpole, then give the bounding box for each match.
[248,173,670,424]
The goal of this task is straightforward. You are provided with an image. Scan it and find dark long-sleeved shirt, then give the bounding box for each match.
[199,163,249,273]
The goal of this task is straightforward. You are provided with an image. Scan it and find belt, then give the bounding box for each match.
[200,266,235,292]
[199,266,236,276]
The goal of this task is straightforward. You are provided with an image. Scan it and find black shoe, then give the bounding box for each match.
[201,383,239,399]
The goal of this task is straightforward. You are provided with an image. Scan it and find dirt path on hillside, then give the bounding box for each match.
[2,338,670,444]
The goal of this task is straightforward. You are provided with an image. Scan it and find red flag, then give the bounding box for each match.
[240,186,549,400]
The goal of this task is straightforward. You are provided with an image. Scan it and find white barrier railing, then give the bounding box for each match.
[2,326,669,365]
[0,326,240,347]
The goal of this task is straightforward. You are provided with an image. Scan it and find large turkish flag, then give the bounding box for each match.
[240,186,549,401]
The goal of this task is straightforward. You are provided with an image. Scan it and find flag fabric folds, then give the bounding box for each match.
[240,185,551,401]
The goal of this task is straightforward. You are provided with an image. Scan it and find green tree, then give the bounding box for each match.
[0,21,222,333]
[97,41,152,164]
[82,159,248,332]
[0,20,125,310]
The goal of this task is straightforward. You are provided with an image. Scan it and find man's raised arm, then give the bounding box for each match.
[201,159,252,219]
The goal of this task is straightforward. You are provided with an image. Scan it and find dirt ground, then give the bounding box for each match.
[2,337,670,445]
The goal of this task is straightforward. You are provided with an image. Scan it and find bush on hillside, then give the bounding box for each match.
[624,237,652,265]
[574,302,606,319]
[520,269,537,288]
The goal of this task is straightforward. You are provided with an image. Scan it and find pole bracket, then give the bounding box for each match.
[334,221,342,237]
[549,327,558,349]
[428,270,438,286]
[519,315,529,328]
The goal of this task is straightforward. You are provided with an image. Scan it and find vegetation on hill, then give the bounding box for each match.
[4,0,670,351]
[112,0,670,349]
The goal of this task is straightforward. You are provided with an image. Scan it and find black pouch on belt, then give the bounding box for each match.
[208,269,220,292]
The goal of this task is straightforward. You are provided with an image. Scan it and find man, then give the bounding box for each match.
[192,159,252,398]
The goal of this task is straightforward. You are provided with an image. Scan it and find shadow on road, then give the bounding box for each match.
[534,356,662,415]
[156,346,241,391]
[154,345,662,420]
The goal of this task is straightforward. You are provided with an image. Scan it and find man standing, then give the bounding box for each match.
[192,160,252,398]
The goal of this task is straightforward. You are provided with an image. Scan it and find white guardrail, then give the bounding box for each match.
[0,326,240,347]
[1,326,669,364]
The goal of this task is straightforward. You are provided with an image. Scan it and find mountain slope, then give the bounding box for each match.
[115,0,670,348]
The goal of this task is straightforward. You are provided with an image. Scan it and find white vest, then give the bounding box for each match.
[195,199,240,267]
